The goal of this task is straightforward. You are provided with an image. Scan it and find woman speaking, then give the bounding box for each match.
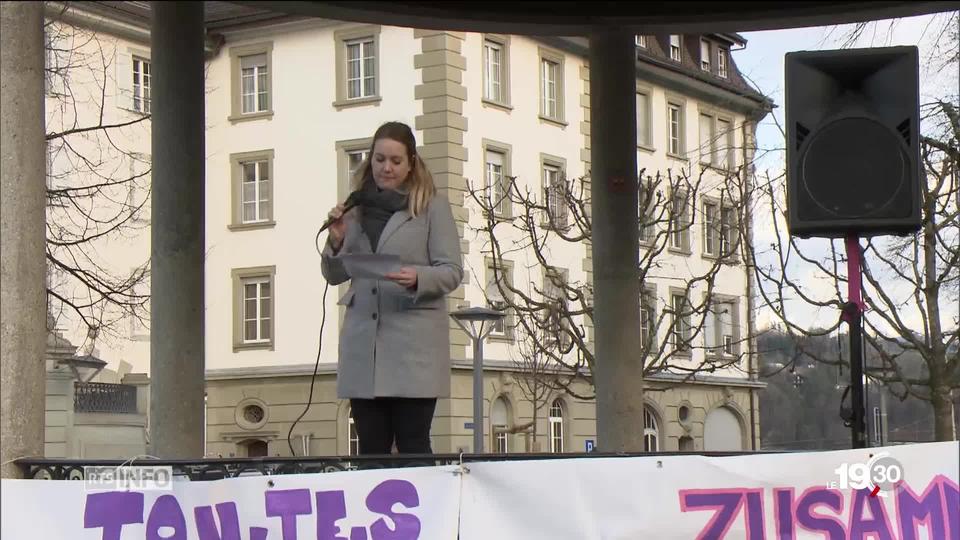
[322,121,463,455]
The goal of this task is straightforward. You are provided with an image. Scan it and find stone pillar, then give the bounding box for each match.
[1,1,47,478]
[414,29,469,454]
[150,2,205,458]
[588,29,644,451]
[413,29,470,363]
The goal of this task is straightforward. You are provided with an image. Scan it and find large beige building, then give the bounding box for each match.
[46,2,769,459]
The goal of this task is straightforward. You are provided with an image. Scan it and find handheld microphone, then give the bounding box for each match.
[318,190,366,233]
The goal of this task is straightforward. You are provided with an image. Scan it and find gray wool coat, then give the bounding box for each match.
[321,193,463,399]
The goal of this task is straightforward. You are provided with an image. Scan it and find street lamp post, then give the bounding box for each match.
[450,306,505,454]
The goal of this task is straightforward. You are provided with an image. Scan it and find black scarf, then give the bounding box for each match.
[359,178,409,250]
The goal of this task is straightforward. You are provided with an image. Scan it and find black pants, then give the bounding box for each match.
[350,397,437,455]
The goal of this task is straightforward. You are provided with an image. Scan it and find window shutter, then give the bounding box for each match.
[240,53,267,70]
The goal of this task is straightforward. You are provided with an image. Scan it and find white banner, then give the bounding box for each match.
[459,441,959,540]
[2,442,957,539]
[1,465,461,540]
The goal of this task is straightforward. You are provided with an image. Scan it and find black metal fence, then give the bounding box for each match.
[17,450,781,481]
[73,382,138,414]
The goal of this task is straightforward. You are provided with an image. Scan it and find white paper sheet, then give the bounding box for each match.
[340,253,403,280]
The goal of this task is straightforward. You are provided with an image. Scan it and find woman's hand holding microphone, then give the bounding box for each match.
[327,204,348,250]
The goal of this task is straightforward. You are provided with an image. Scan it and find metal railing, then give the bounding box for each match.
[17,450,784,480]
[73,382,137,414]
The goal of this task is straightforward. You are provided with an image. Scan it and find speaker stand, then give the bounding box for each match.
[841,235,868,449]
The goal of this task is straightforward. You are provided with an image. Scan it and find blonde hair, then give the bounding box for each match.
[351,121,436,217]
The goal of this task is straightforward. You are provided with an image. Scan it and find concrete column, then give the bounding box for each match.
[588,28,644,451]
[1,1,47,478]
[150,2,205,458]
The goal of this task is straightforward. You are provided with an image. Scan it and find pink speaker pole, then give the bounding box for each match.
[842,234,868,448]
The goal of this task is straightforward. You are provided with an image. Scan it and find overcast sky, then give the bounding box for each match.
[731,12,958,333]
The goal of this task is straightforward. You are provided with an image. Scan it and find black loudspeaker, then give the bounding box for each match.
[785,46,921,238]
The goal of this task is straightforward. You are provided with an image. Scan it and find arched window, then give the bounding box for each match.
[644,406,660,452]
[549,399,564,453]
[492,397,510,453]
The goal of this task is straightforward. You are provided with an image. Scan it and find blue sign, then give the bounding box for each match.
[464,422,475,430]
[585,439,595,452]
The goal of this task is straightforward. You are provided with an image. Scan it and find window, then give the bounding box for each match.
[668,103,684,156]
[485,149,507,216]
[644,407,660,452]
[704,201,720,256]
[336,138,373,202]
[669,35,682,62]
[241,160,270,224]
[334,26,381,108]
[242,278,271,344]
[229,43,273,122]
[700,39,711,71]
[232,266,276,351]
[129,274,150,341]
[718,48,729,78]
[345,37,376,99]
[541,59,558,118]
[541,157,568,229]
[492,397,510,453]
[638,177,657,243]
[635,35,647,48]
[126,156,150,224]
[538,47,565,123]
[717,118,735,170]
[484,41,502,101]
[347,150,369,183]
[241,54,268,114]
[484,40,501,102]
[549,400,564,453]
[543,268,570,350]
[670,292,691,353]
[720,206,737,256]
[230,150,275,229]
[132,56,151,114]
[347,409,360,455]
[482,35,511,107]
[699,113,715,165]
[485,260,513,338]
[636,91,651,148]
[640,286,657,350]
[700,114,735,170]
[669,191,690,252]
[706,297,739,356]
[704,200,737,258]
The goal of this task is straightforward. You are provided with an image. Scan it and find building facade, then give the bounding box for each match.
[47,2,769,459]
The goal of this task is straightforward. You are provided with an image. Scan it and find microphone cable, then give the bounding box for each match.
[285,228,335,455]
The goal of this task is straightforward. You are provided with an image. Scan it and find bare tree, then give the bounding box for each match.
[44,7,151,353]
[467,161,755,400]
[748,99,959,441]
